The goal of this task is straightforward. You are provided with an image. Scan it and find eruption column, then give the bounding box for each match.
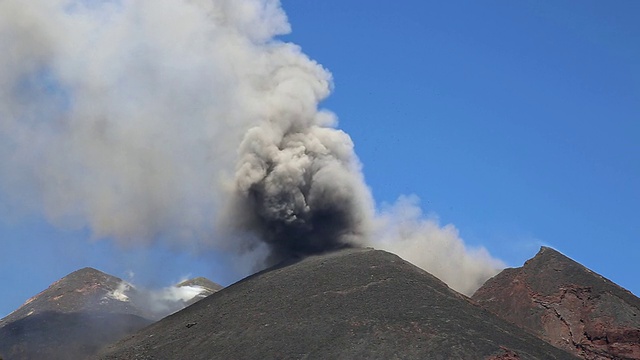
[0,0,503,294]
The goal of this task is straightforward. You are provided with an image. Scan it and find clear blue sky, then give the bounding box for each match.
[1,1,638,317]
[281,0,639,291]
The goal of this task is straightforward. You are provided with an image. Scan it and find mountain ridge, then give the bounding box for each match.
[97,248,577,360]
[0,266,222,360]
[473,246,640,359]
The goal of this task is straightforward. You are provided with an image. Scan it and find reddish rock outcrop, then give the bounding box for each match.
[486,347,522,360]
[473,247,640,360]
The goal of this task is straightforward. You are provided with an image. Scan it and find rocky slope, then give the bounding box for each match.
[98,248,577,360]
[177,277,224,307]
[0,267,221,360]
[473,247,640,360]
[1,268,151,324]
[0,268,153,360]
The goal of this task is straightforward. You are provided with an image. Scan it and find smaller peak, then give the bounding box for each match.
[537,246,560,255]
[65,267,114,279]
[68,267,108,275]
[178,277,223,292]
[60,267,125,287]
[74,267,103,274]
[179,276,208,284]
[531,246,569,262]
[525,246,573,266]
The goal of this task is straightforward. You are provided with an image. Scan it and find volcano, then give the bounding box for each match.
[472,247,640,359]
[0,267,221,360]
[97,248,576,359]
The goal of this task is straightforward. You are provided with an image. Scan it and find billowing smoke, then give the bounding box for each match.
[0,0,501,294]
[230,122,374,263]
[371,196,504,295]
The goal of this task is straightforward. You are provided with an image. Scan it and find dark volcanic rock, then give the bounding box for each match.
[0,267,154,360]
[1,267,148,325]
[177,277,223,292]
[472,247,640,360]
[177,277,223,307]
[0,311,151,360]
[98,249,576,360]
[0,267,222,360]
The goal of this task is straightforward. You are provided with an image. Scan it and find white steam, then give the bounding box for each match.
[104,281,131,302]
[105,279,210,319]
[0,0,502,294]
[141,284,207,317]
[370,196,504,295]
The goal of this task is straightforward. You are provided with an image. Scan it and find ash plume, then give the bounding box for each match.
[0,0,501,294]
[230,124,374,264]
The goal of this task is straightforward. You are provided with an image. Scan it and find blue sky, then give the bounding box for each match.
[281,0,639,288]
[1,1,638,317]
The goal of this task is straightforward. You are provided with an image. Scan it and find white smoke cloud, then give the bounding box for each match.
[0,0,290,245]
[0,0,502,295]
[370,196,504,295]
[104,281,131,302]
[141,284,207,317]
[105,279,209,319]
